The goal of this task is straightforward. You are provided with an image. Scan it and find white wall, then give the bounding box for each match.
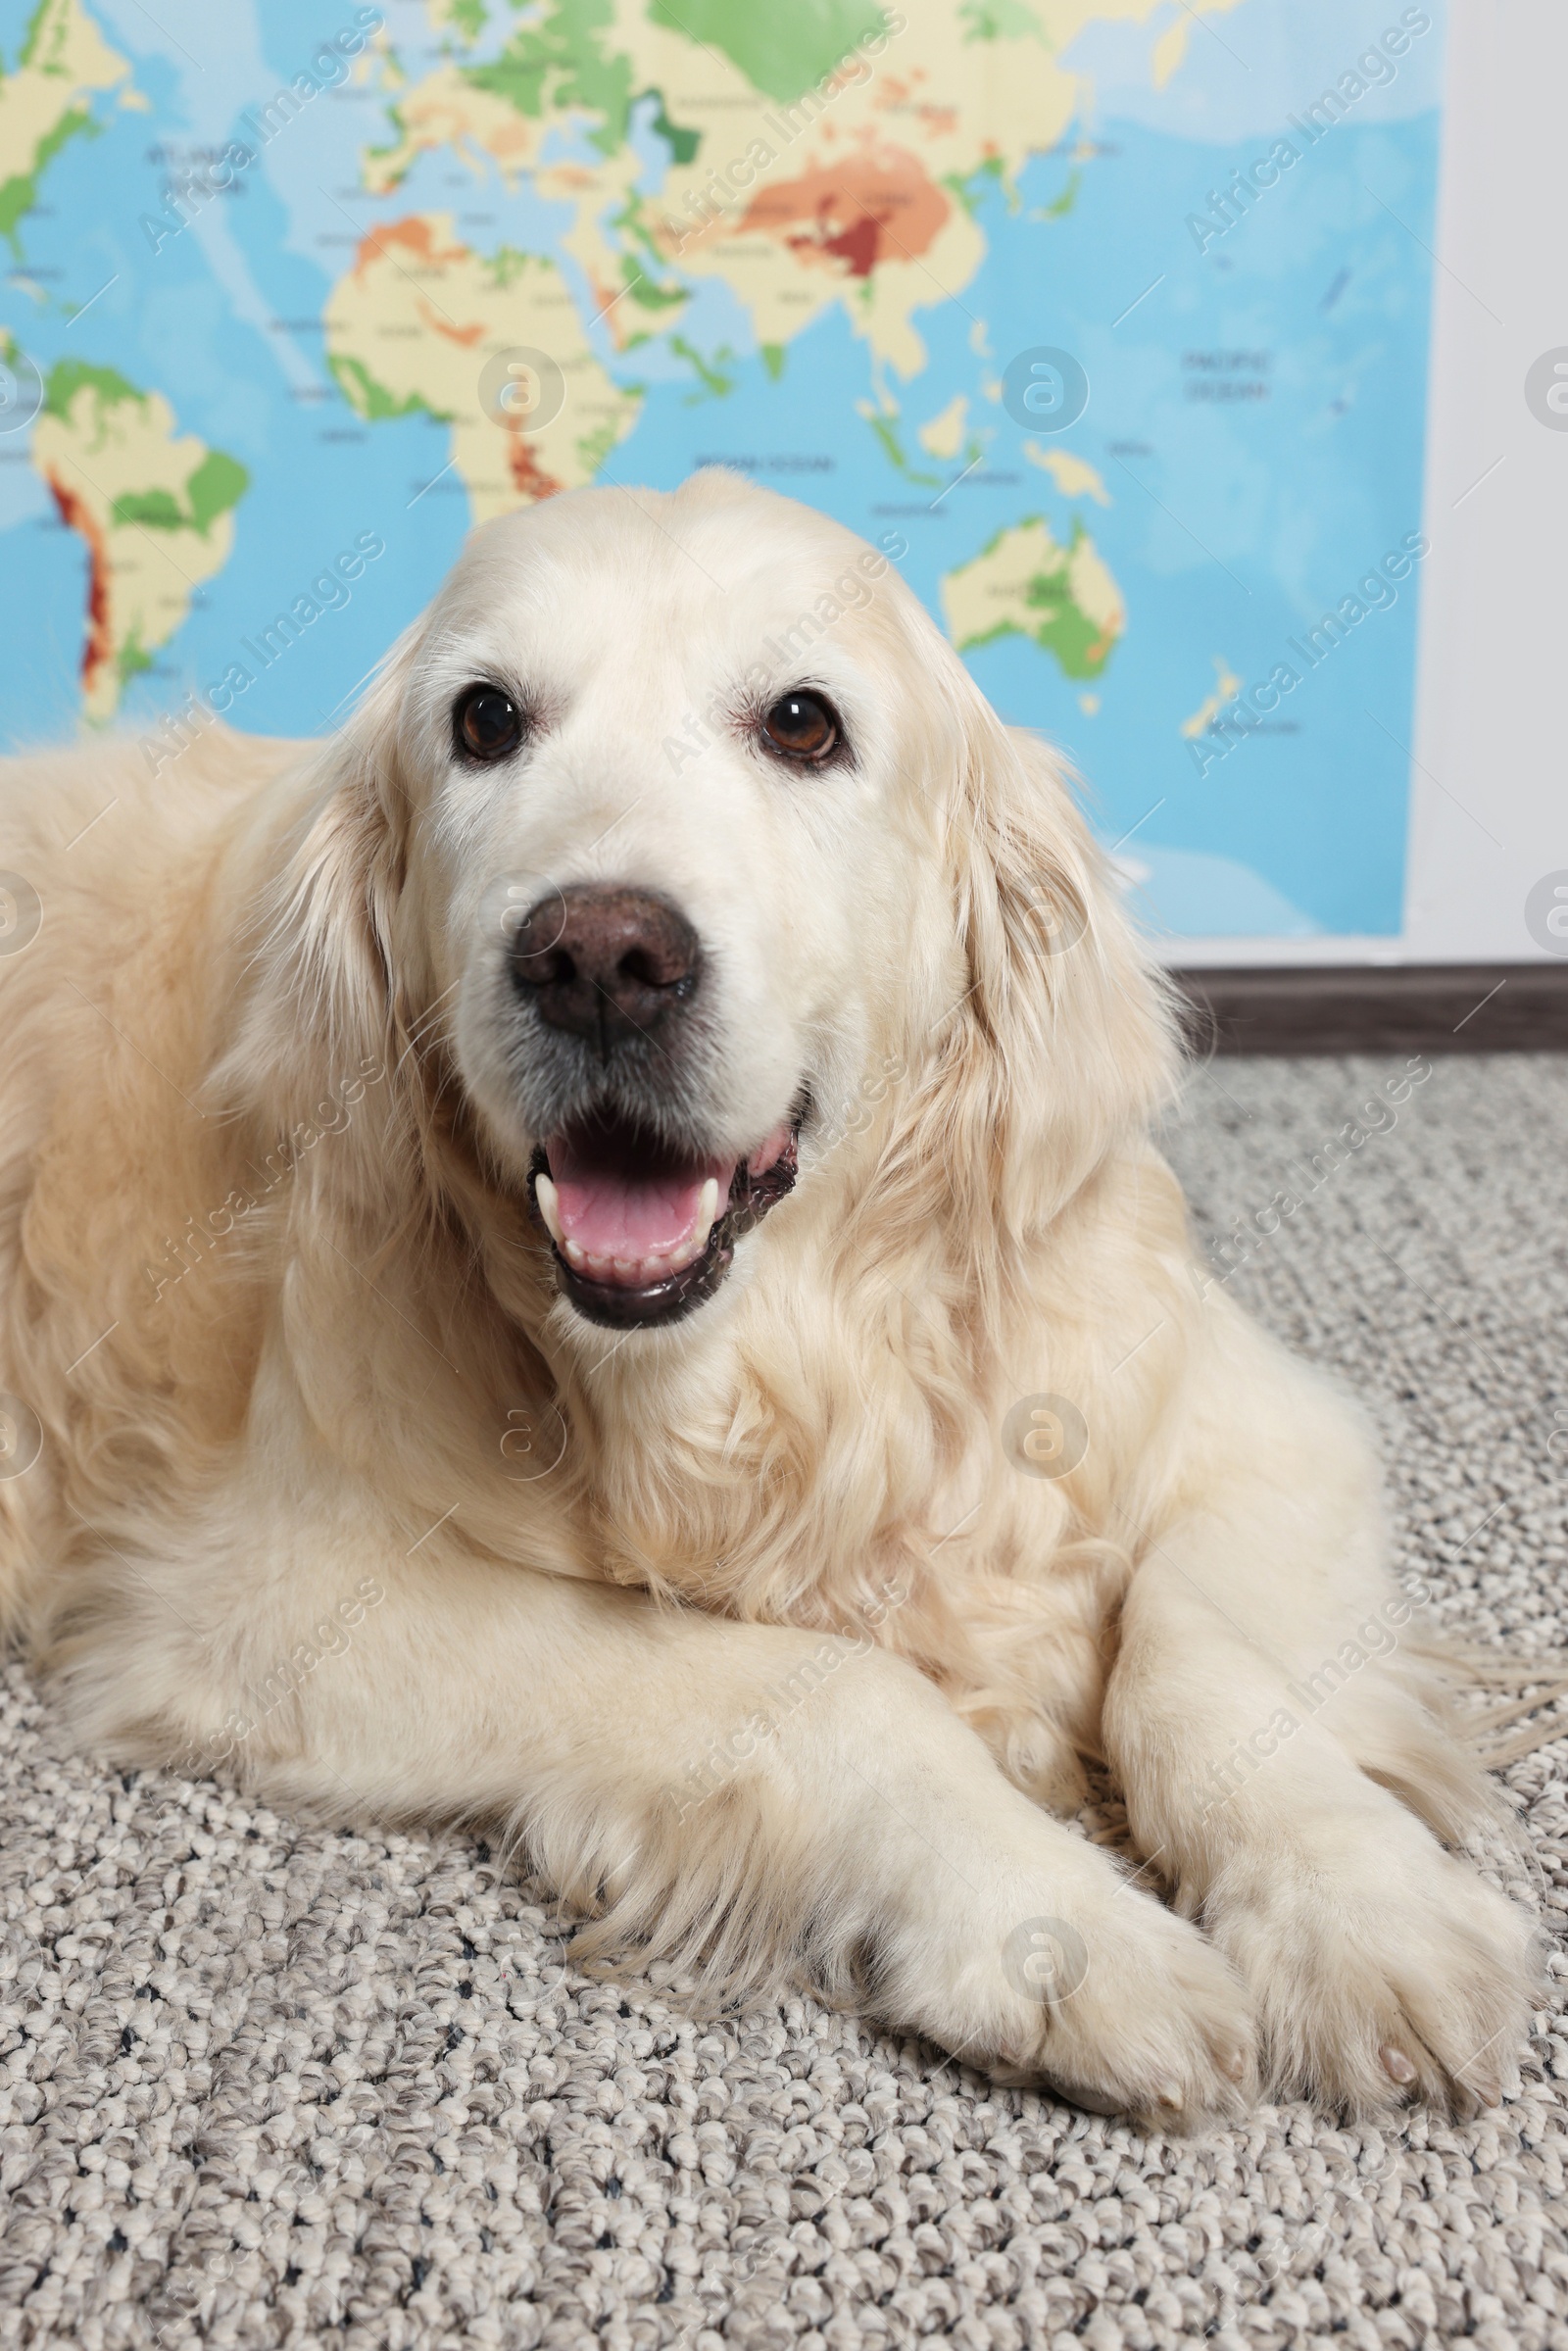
[1167,0,1568,968]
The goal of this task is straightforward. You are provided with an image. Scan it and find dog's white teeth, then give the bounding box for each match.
[549,1181,722,1287]
[535,1172,564,1249]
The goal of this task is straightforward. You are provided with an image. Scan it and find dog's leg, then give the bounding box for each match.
[61,1506,1253,2124]
[1101,1351,1538,2117]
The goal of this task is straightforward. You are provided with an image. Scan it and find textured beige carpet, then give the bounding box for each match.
[2,1053,1566,2349]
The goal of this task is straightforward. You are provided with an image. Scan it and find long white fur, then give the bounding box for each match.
[0,471,1536,2125]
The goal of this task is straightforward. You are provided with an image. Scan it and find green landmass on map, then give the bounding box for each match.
[42,356,138,418]
[647,0,890,104]
[465,0,633,154]
[328,352,447,423]
[943,516,1125,682]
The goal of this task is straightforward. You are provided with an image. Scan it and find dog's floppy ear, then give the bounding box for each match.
[910,683,1181,1252]
[212,623,425,1134]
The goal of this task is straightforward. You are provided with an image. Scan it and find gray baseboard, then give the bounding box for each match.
[1170,963,1568,1054]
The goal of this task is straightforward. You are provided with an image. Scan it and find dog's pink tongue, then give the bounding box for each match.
[548,1136,736,1257]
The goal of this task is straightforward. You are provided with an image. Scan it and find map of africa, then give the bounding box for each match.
[0,0,1447,939]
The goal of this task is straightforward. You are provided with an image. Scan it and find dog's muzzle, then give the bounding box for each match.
[507,882,800,1327]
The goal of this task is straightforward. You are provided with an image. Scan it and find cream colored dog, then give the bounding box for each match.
[0,471,1535,2125]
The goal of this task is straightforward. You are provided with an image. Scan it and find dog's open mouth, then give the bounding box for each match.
[527,1112,799,1328]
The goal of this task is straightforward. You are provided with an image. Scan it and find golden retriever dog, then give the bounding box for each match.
[0,470,1536,2126]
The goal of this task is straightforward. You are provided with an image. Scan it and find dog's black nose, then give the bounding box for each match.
[510,884,701,1048]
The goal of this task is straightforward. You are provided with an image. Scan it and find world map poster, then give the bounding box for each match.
[0,0,1448,940]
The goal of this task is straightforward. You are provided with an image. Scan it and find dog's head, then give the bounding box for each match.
[250,471,1175,1348]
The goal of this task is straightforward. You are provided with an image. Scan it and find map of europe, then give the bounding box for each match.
[0,0,1447,939]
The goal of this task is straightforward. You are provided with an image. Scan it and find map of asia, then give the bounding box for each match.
[0,0,1447,940]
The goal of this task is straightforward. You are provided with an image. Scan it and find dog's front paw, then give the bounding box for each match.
[880,1856,1256,2129]
[1204,1804,1539,2118]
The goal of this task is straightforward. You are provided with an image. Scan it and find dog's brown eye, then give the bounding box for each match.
[456,684,523,761]
[761,690,839,761]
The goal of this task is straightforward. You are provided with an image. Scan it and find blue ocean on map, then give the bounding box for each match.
[0,0,1449,941]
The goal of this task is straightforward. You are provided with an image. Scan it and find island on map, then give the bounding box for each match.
[942,516,1125,681]
[1023,445,1111,507]
[31,363,248,720]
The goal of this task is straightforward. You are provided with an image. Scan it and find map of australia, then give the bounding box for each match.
[945,516,1125,682]
[0,0,1449,941]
